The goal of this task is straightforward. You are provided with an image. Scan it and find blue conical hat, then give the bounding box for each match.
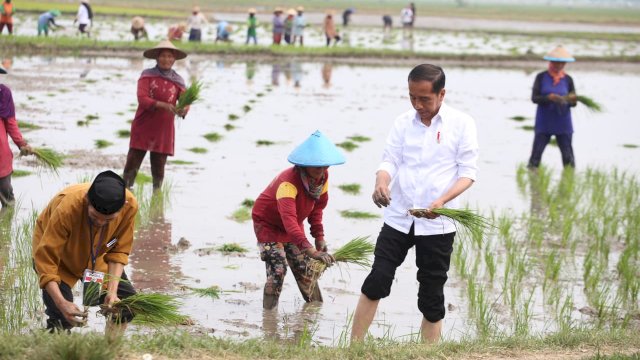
[288,130,346,167]
[543,45,575,62]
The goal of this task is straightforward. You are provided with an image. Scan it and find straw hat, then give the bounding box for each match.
[287,130,346,167]
[131,16,145,28]
[192,6,200,13]
[543,45,575,62]
[296,6,304,12]
[248,8,256,14]
[143,40,187,60]
[325,9,335,15]
[287,8,296,16]
[274,7,283,13]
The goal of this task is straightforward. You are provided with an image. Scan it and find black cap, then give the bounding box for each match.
[87,170,126,215]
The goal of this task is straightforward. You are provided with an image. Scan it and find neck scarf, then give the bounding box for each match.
[0,84,16,119]
[140,65,186,89]
[547,63,566,86]
[297,167,326,199]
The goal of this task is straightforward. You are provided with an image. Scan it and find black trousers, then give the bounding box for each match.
[42,272,136,331]
[0,174,15,207]
[528,133,575,168]
[361,223,455,322]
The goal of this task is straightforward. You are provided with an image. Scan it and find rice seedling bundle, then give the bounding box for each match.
[101,293,187,326]
[21,147,64,174]
[307,236,374,292]
[408,208,493,241]
[575,95,603,113]
[190,286,221,299]
[176,81,203,112]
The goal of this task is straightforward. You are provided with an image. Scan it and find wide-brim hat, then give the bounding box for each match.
[143,40,187,60]
[296,6,304,12]
[287,8,296,16]
[248,8,256,13]
[192,6,200,13]
[543,45,575,62]
[50,9,61,17]
[274,7,283,13]
[88,170,126,215]
[287,130,346,167]
[326,9,336,15]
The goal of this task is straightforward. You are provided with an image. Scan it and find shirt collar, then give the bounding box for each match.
[412,102,448,126]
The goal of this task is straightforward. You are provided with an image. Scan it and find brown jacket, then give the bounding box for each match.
[32,183,138,288]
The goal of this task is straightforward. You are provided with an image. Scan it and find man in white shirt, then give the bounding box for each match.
[351,64,479,343]
[75,0,92,37]
[401,5,413,28]
[187,6,208,42]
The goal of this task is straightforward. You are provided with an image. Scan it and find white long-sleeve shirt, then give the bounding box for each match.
[188,13,208,30]
[76,4,90,25]
[378,103,479,235]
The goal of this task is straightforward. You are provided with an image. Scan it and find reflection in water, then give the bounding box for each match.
[292,61,303,89]
[271,63,281,86]
[128,57,144,71]
[283,63,292,86]
[321,63,332,89]
[79,58,94,79]
[187,59,202,82]
[130,192,180,291]
[245,61,256,86]
[262,301,322,342]
[401,32,415,52]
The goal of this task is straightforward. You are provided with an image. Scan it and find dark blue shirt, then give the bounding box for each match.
[532,71,576,135]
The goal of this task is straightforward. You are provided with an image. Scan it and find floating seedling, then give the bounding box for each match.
[338,183,361,195]
[169,160,196,165]
[12,170,32,177]
[224,124,236,131]
[94,139,113,149]
[520,125,535,131]
[203,132,223,142]
[256,93,265,97]
[218,243,249,253]
[117,129,131,138]
[85,114,99,121]
[348,135,371,142]
[230,207,251,222]
[116,111,125,116]
[256,140,275,146]
[509,116,527,122]
[228,114,239,121]
[340,210,379,219]
[622,144,638,148]
[243,105,252,113]
[189,285,221,299]
[241,199,255,208]
[17,121,41,131]
[336,141,359,152]
[188,147,208,154]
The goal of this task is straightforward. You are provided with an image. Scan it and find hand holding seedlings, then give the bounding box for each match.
[58,299,88,327]
[19,144,33,156]
[305,247,335,265]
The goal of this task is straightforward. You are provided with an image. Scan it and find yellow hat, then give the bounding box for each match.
[543,45,575,62]
[287,8,296,16]
[248,8,256,14]
[296,6,304,12]
[192,6,200,13]
[274,7,283,13]
[143,40,187,60]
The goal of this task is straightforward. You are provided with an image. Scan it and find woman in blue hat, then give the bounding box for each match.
[252,131,344,309]
[528,45,578,168]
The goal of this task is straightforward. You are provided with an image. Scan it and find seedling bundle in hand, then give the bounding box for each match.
[19,147,64,174]
[575,95,603,112]
[408,208,493,241]
[176,81,203,113]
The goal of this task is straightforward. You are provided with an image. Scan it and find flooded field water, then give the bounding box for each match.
[3,55,640,343]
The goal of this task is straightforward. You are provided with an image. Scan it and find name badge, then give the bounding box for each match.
[83,269,105,284]
[106,238,118,248]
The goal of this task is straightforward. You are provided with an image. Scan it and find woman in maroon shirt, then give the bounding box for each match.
[0,65,32,208]
[123,40,189,190]
[252,131,344,309]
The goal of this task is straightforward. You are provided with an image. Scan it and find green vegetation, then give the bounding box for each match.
[336,141,359,152]
[176,81,203,112]
[224,123,236,131]
[243,105,252,113]
[410,208,493,242]
[21,147,64,174]
[509,115,527,122]
[338,183,361,195]
[576,95,604,112]
[230,207,251,222]
[135,172,152,185]
[106,293,188,326]
[348,135,371,142]
[228,114,239,121]
[256,140,275,146]
[622,144,639,149]
[520,125,535,131]
[116,129,131,138]
[340,210,379,219]
[203,132,223,142]
[11,170,32,177]
[218,243,249,253]
[189,286,221,300]
[241,199,255,208]
[85,114,99,121]
[188,147,208,154]
[17,121,41,131]
[168,160,196,165]
[94,139,113,149]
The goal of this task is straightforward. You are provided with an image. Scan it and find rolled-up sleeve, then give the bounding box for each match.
[377,118,404,178]
[34,212,70,288]
[456,117,479,181]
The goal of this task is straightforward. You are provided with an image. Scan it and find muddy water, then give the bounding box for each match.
[4,55,640,343]
[10,15,640,57]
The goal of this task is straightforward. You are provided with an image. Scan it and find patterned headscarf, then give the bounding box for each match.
[547,62,566,86]
[297,167,326,199]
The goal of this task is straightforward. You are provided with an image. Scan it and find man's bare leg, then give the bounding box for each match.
[350,293,380,342]
[421,318,442,343]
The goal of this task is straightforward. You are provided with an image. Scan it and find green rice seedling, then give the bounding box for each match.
[483,245,496,283]
[94,139,113,149]
[348,135,371,142]
[243,105,252,113]
[622,144,639,148]
[241,199,255,208]
[228,114,239,121]
[176,81,203,112]
[116,129,131,138]
[340,210,379,219]
[409,208,493,243]
[188,147,208,154]
[509,115,527,122]
[256,140,275,146]
[203,132,223,142]
[218,243,248,253]
[224,123,236,131]
[116,111,125,116]
[168,160,195,165]
[21,147,64,174]
[189,285,221,299]
[338,183,361,195]
[520,125,535,131]
[17,121,41,131]
[102,293,187,326]
[256,93,264,97]
[135,172,152,185]
[11,170,32,177]
[85,114,99,121]
[230,207,251,222]
[336,141,359,152]
[77,120,88,126]
[576,95,603,112]
[224,264,240,270]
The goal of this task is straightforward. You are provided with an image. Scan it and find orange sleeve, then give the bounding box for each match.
[33,210,71,288]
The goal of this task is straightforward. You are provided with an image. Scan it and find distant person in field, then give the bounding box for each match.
[130,16,148,41]
[382,15,393,33]
[410,2,416,26]
[74,0,93,37]
[0,0,14,35]
[252,130,343,309]
[123,41,189,190]
[187,6,208,42]
[292,6,305,46]
[284,8,295,44]
[0,65,33,208]
[342,7,354,26]
[245,8,258,45]
[37,9,62,37]
[351,64,479,344]
[167,23,186,41]
[215,20,231,43]
[528,45,578,169]
[272,7,284,45]
[401,4,413,31]
[323,10,340,46]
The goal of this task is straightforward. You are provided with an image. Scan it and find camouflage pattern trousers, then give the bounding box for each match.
[259,242,322,303]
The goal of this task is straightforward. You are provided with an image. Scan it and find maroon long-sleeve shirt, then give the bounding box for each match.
[252,167,329,250]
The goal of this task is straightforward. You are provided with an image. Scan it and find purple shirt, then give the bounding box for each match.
[532,71,576,135]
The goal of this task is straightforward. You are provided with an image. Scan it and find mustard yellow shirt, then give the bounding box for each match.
[32,183,138,288]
